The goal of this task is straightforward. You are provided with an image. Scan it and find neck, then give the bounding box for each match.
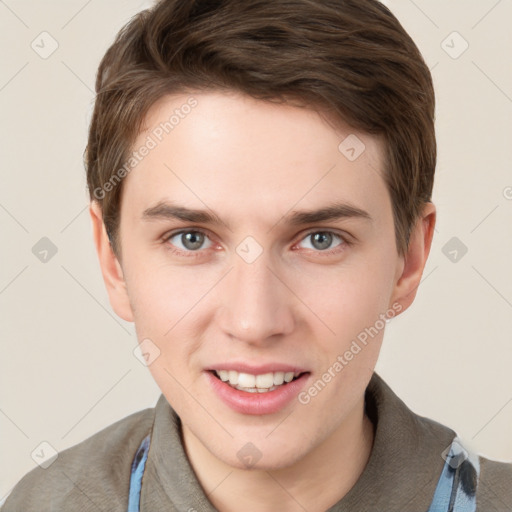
[182,398,374,512]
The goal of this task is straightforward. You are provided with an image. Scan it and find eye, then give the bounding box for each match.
[166,230,213,252]
[163,228,349,258]
[297,231,346,252]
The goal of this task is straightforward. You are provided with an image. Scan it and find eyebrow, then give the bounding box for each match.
[141,200,372,228]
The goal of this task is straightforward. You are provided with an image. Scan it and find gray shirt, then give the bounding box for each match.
[3,372,511,511]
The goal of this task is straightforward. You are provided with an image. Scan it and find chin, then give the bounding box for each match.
[209,430,315,472]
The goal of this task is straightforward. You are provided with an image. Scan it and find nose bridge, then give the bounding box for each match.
[217,250,295,343]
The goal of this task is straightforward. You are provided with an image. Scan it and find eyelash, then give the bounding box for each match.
[162,228,352,259]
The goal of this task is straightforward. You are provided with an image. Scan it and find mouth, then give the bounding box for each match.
[209,369,306,393]
[206,366,311,415]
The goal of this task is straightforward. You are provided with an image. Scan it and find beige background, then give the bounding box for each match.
[1,0,511,501]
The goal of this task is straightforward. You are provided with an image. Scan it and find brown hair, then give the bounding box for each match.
[85,0,436,257]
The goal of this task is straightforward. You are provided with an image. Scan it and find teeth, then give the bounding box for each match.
[236,385,278,393]
[241,386,258,393]
[255,373,274,388]
[238,373,256,388]
[214,370,301,390]
[273,372,285,385]
[218,370,229,382]
[284,372,294,383]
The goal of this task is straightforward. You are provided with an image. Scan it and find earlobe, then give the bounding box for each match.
[390,202,436,313]
[89,202,134,322]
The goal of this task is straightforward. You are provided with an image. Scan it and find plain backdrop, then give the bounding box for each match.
[1,0,511,501]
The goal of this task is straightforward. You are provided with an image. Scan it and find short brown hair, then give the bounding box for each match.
[85,0,436,256]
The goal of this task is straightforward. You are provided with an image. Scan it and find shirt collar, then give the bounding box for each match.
[140,371,455,511]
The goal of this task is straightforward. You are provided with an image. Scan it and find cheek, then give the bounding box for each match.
[125,262,209,410]
[124,256,215,380]
[124,251,211,333]
[288,257,395,347]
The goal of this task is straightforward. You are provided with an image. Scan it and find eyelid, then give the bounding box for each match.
[297,226,352,241]
[163,227,213,242]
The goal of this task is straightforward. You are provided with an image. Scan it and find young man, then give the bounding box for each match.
[3,0,511,511]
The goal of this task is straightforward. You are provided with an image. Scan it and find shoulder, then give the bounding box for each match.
[1,404,156,512]
[477,455,512,511]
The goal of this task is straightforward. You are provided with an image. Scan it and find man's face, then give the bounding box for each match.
[115,91,404,469]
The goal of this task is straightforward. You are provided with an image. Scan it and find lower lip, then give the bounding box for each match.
[205,371,310,415]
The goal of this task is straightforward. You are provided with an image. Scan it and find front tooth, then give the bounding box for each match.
[218,370,229,382]
[284,372,294,383]
[219,370,299,388]
[273,372,285,385]
[256,373,274,388]
[238,386,258,393]
[237,372,256,388]
[228,370,239,385]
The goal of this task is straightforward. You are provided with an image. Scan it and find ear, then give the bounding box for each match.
[390,202,436,314]
[89,201,134,322]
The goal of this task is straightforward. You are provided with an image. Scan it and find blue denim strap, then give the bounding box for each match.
[127,434,151,512]
[427,437,480,512]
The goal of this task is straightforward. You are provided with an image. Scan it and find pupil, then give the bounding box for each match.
[182,232,203,250]
[312,232,332,250]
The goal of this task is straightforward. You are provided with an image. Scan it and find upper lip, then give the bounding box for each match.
[206,362,309,375]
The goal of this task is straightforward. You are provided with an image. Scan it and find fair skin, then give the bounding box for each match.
[90,90,435,512]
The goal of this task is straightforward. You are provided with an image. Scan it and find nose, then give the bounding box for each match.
[216,254,295,346]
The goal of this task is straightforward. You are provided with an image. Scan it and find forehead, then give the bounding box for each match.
[122,90,389,227]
